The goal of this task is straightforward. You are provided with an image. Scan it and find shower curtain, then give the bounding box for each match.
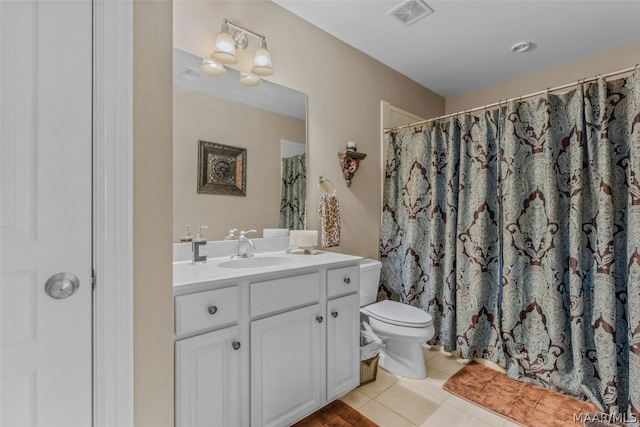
[380,70,639,420]
[380,113,504,364]
[279,154,306,230]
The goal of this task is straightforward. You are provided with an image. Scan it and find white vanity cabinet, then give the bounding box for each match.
[250,266,360,427]
[326,293,360,400]
[173,252,361,427]
[249,272,322,427]
[251,304,323,427]
[175,326,242,427]
[326,265,360,401]
[174,284,246,427]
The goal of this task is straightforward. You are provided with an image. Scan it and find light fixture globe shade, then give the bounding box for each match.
[239,72,261,87]
[251,46,273,76]
[200,59,226,77]
[212,31,238,64]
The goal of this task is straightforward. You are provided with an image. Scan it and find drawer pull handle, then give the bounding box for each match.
[232,341,241,351]
[316,316,324,323]
[207,305,218,315]
[331,311,338,318]
[343,277,351,284]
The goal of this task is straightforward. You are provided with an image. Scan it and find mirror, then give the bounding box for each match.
[173,48,307,242]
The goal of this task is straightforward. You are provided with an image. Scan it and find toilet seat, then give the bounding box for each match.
[365,300,432,328]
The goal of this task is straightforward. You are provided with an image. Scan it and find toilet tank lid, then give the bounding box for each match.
[360,259,382,272]
[366,300,432,326]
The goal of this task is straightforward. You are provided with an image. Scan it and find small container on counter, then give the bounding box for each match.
[192,225,208,263]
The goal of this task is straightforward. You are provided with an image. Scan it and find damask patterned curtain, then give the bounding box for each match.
[380,113,504,364]
[381,71,639,418]
[279,154,306,230]
[500,73,639,419]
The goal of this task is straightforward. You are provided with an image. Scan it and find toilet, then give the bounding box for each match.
[359,259,435,379]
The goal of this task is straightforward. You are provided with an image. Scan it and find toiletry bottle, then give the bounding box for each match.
[180,225,194,242]
[192,225,208,263]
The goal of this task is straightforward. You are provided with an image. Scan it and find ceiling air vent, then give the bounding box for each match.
[388,0,434,26]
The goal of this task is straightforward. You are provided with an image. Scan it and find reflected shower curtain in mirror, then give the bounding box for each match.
[380,71,639,419]
[279,154,306,230]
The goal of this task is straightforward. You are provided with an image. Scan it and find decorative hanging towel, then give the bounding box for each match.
[319,193,341,247]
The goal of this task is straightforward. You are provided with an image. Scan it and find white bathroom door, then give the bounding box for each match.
[1,1,93,426]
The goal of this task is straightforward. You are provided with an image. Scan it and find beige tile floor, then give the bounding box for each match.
[340,346,521,427]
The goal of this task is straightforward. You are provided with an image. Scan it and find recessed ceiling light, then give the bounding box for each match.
[511,41,535,53]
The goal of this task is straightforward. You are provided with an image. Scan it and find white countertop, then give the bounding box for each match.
[173,250,362,288]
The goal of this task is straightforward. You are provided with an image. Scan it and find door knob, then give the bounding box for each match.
[316,316,323,323]
[45,272,80,299]
[331,311,338,318]
[232,341,241,350]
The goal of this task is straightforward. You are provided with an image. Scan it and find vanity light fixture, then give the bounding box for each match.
[239,72,261,87]
[200,59,226,77]
[207,18,274,86]
[212,21,238,64]
[251,38,273,76]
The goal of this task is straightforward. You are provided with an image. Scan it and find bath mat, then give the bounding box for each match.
[292,399,378,427]
[443,361,604,427]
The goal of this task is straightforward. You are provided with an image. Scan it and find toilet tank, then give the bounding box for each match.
[359,259,382,307]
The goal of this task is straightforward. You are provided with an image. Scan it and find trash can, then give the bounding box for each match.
[359,321,383,386]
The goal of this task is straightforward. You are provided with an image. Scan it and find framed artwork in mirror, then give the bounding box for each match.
[197,140,247,196]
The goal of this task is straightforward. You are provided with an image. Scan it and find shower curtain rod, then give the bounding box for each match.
[383,65,638,134]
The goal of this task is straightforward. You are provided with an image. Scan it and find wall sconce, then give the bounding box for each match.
[203,18,274,86]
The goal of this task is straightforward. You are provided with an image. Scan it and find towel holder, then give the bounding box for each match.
[318,176,336,195]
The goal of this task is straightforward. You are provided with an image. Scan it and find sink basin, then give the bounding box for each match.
[217,256,291,269]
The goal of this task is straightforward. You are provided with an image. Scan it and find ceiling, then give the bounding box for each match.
[273,0,640,98]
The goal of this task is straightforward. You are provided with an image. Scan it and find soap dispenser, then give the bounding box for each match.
[192,226,208,263]
[180,225,194,242]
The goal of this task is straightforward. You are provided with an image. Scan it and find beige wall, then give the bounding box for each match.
[173,0,445,259]
[173,86,306,241]
[134,1,174,426]
[446,42,640,114]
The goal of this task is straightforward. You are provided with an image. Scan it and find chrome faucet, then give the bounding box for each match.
[235,230,256,258]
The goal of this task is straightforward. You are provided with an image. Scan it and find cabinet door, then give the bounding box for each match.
[327,294,360,400]
[251,304,322,427]
[176,326,242,427]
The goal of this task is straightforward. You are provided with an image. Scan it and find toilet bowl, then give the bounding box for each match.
[359,260,435,379]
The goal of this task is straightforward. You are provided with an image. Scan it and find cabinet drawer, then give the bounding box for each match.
[250,272,320,317]
[327,265,359,298]
[175,286,240,335]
